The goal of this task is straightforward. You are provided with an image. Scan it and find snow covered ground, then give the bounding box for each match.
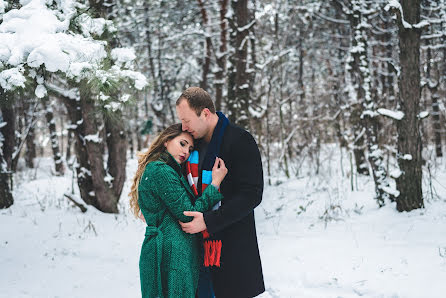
[1,153,446,298]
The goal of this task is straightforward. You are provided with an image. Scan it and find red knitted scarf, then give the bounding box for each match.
[185,112,228,267]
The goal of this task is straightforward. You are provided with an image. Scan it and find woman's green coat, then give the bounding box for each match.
[138,152,223,298]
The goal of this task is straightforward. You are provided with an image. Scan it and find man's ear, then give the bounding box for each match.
[202,108,211,119]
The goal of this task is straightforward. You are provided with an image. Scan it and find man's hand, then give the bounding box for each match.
[179,211,207,234]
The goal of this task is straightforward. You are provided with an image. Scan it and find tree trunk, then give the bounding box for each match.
[197,0,213,91]
[105,115,127,199]
[215,0,229,111]
[144,3,159,114]
[62,95,96,207]
[0,105,15,171]
[0,153,13,209]
[20,95,37,168]
[227,0,251,129]
[431,88,442,157]
[425,22,443,158]
[80,93,119,213]
[332,1,369,177]
[66,129,72,162]
[0,89,13,209]
[42,97,65,175]
[395,0,424,211]
[347,1,394,206]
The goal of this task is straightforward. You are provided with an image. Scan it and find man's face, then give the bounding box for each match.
[176,100,208,139]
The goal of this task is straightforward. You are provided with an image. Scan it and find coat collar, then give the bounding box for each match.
[159,151,194,197]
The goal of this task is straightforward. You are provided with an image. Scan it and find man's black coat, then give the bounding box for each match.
[203,122,265,298]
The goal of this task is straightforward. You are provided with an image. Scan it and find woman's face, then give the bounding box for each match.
[164,132,194,164]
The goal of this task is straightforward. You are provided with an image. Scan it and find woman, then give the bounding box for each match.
[129,123,227,298]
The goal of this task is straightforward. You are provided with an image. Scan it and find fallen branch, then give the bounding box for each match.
[64,193,87,213]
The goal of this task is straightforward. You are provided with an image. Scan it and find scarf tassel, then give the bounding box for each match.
[203,240,222,267]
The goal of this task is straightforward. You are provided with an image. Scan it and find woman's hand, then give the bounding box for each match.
[211,157,228,189]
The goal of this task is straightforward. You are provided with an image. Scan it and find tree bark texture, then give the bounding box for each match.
[105,115,127,199]
[79,94,119,213]
[227,0,250,129]
[215,0,229,111]
[0,89,13,209]
[42,97,65,175]
[395,0,424,211]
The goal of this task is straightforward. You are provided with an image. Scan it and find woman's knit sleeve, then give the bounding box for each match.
[142,163,223,223]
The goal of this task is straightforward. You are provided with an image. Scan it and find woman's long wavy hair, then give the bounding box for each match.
[129,123,189,217]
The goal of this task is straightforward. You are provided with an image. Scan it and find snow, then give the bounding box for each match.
[0,0,107,89]
[1,149,446,297]
[0,0,145,97]
[402,154,413,160]
[390,168,402,179]
[104,173,114,184]
[34,84,47,98]
[119,69,148,90]
[84,133,102,143]
[380,185,400,198]
[76,13,115,38]
[0,1,6,17]
[384,0,429,29]
[0,66,26,90]
[418,111,429,119]
[120,94,130,103]
[99,92,110,101]
[104,102,122,112]
[111,48,137,64]
[248,105,266,119]
[237,20,256,32]
[377,108,405,120]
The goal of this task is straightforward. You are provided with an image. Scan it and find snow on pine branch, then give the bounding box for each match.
[377,108,404,120]
[0,67,26,90]
[0,0,106,90]
[384,0,429,29]
[111,48,136,67]
[0,0,147,102]
[76,13,116,38]
[0,1,6,18]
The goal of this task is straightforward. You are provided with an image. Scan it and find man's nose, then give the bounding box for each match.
[182,123,187,131]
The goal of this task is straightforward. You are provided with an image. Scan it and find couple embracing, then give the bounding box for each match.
[129,87,265,298]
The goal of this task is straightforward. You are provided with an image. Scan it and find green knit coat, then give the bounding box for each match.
[138,152,223,298]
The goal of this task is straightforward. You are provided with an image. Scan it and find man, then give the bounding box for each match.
[176,87,265,298]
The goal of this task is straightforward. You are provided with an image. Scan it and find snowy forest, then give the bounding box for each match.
[1,0,446,297]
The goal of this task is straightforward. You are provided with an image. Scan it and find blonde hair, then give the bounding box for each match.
[129,123,190,217]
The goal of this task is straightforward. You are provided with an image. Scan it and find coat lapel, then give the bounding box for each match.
[160,151,195,198]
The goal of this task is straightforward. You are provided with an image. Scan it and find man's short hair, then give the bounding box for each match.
[176,87,216,116]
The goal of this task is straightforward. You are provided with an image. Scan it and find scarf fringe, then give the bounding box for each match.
[204,240,222,267]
